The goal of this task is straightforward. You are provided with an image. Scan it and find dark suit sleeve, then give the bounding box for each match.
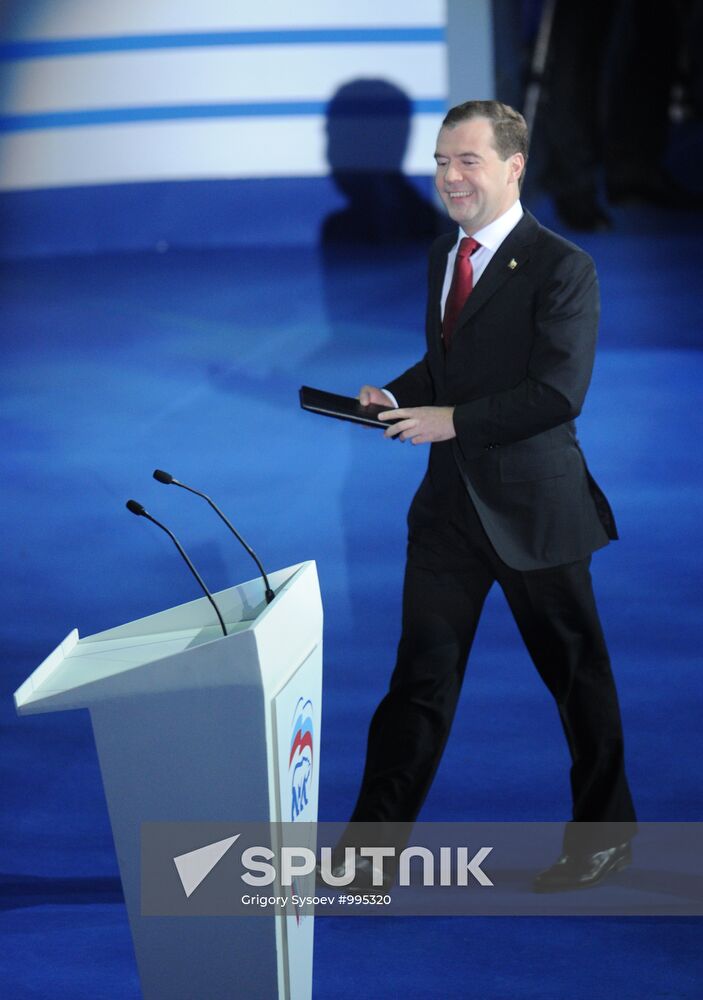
[383,355,435,407]
[453,250,600,458]
[380,235,449,407]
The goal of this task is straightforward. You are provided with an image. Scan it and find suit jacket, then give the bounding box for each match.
[385,210,617,571]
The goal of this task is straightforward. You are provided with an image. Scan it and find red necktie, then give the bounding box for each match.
[442,236,480,348]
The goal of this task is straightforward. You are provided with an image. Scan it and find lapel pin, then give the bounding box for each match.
[508,258,518,270]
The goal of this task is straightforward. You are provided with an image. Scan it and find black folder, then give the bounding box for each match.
[299,385,398,429]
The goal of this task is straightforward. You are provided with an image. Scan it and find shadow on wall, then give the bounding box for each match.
[317,80,452,633]
[205,81,451,629]
[321,79,450,246]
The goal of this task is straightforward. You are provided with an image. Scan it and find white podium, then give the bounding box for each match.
[14,561,323,1000]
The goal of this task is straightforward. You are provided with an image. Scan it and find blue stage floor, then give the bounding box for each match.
[1,199,702,997]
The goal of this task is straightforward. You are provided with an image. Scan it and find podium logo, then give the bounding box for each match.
[173,834,240,898]
[289,698,314,821]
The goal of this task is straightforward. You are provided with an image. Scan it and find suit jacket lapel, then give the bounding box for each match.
[428,232,455,340]
[451,211,540,331]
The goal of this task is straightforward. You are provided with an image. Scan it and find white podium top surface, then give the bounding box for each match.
[15,562,321,715]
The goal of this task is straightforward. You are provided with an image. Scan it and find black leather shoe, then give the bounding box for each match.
[532,841,631,893]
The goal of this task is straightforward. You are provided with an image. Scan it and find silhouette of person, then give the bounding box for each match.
[322,79,449,245]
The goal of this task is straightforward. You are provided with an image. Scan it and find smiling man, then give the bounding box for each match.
[347,100,637,892]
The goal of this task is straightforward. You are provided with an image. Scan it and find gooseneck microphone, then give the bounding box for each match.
[125,499,227,637]
[152,470,275,604]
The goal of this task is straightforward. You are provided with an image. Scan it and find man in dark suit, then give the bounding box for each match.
[348,100,636,892]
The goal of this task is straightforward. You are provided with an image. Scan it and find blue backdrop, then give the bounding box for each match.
[1,177,702,997]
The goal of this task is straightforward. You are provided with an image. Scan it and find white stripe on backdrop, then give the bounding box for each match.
[1,0,445,39]
[0,114,446,189]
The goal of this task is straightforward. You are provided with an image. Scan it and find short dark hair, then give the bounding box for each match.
[441,100,528,163]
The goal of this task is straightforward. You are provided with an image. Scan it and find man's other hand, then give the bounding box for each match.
[379,406,456,445]
[359,385,396,408]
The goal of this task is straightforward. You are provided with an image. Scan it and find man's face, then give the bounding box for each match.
[434,117,524,234]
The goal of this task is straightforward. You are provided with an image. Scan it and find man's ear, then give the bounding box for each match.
[510,153,526,185]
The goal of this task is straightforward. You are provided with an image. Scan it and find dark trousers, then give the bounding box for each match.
[350,468,636,851]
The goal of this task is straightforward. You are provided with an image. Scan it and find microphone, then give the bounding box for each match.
[125,499,227,637]
[152,470,275,604]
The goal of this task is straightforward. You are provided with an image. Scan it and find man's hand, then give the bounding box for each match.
[379,406,456,445]
[359,384,395,407]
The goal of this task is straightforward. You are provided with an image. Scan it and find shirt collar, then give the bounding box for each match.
[454,199,524,251]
